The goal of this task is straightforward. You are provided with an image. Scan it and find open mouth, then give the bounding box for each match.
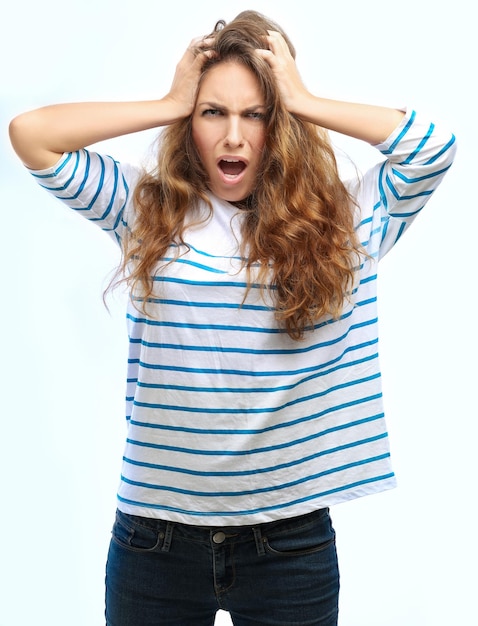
[218,159,247,178]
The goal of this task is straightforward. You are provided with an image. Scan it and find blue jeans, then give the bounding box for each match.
[105,507,339,625]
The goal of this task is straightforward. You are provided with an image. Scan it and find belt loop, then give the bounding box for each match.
[253,526,266,557]
[161,521,175,553]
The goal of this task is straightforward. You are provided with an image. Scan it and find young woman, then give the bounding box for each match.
[9,10,456,626]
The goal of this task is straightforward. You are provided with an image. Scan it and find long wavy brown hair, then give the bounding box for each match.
[110,10,363,339]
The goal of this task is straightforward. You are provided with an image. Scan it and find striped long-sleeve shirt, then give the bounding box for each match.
[31,108,456,525]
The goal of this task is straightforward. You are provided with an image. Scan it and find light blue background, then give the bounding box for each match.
[1,1,474,624]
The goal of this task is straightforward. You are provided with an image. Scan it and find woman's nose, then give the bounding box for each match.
[224,117,244,148]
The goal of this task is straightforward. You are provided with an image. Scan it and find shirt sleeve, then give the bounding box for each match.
[352,108,457,260]
[29,148,141,246]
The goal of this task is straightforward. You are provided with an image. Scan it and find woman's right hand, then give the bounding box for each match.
[163,37,215,119]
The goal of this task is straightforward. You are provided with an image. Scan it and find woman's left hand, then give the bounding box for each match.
[256,30,310,116]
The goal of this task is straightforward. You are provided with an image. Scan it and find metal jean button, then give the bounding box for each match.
[212,531,226,544]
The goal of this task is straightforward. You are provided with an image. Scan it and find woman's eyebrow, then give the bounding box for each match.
[197,101,267,112]
[197,101,224,108]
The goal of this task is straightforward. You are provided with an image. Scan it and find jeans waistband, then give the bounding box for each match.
[116,507,329,555]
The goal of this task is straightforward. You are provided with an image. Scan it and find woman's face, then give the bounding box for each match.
[192,60,267,202]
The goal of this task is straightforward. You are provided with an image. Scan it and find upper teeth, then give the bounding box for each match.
[223,159,240,162]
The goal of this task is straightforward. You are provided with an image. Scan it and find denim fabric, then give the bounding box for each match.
[105,507,339,625]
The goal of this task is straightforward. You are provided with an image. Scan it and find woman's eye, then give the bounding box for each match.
[246,111,265,120]
[202,109,222,117]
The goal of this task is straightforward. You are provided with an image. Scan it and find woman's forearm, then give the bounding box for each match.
[8,98,182,170]
[291,94,405,145]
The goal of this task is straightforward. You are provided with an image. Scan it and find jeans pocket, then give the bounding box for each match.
[111,511,164,553]
[262,509,336,557]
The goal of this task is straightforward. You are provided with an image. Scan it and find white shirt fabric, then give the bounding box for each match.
[31,108,457,525]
